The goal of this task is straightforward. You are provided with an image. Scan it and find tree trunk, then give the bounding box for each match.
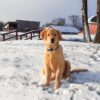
[94,0,100,43]
[82,0,92,42]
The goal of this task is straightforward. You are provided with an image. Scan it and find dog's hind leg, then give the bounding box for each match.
[63,60,71,80]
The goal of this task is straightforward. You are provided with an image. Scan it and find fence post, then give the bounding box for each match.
[20,36,22,40]
[2,34,5,41]
[39,30,40,39]
[16,31,18,40]
[30,33,32,40]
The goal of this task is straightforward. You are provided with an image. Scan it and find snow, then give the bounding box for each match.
[0,31,26,36]
[62,34,95,42]
[0,31,8,34]
[0,39,100,100]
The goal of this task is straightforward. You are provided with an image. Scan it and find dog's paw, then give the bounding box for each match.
[67,77,73,82]
[54,82,61,89]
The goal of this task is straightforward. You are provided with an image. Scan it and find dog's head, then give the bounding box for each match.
[40,28,62,46]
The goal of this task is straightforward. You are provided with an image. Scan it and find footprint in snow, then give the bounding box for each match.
[31,81,39,87]
[13,57,22,63]
[30,81,55,94]
[96,90,100,96]
[90,54,100,61]
[88,85,100,96]
[14,64,21,68]
[37,80,70,94]
[2,58,9,62]
[91,48,100,61]
[39,83,55,94]
[88,86,96,91]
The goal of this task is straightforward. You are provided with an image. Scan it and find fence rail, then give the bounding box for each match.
[19,29,42,40]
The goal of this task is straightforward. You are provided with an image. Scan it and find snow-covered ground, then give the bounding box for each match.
[0,39,100,100]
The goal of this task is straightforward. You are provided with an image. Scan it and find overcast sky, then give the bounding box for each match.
[0,0,96,25]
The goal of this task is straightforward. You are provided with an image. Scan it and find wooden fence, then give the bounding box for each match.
[19,29,42,40]
[0,28,42,41]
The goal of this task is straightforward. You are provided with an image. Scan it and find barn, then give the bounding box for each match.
[3,20,40,31]
[88,16,97,34]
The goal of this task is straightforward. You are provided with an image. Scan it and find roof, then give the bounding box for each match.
[16,20,40,29]
[4,22,17,28]
[50,25,80,34]
[88,16,97,23]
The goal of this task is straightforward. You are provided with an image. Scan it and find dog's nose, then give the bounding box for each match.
[51,38,55,43]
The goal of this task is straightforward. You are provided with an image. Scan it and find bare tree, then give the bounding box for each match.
[82,0,92,42]
[42,17,66,27]
[52,18,66,26]
[68,15,82,30]
[42,22,53,27]
[94,0,100,43]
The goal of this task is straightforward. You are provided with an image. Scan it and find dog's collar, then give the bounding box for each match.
[47,45,59,52]
[47,48,55,51]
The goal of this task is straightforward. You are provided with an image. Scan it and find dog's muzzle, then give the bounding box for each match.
[51,38,55,43]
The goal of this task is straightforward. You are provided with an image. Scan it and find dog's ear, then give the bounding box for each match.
[56,30,62,40]
[40,28,47,40]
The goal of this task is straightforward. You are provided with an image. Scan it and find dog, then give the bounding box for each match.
[40,27,88,89]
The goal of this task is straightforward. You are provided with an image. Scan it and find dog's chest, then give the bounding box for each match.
[46,51,60,61]
[45,51,63,66]
[49,53,58,62]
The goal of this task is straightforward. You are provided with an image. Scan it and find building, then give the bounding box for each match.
[3,20,40,31]
[88,16,97,34]
[49,25,80,34]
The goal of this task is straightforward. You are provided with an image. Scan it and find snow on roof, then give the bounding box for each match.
[50,25,80,34]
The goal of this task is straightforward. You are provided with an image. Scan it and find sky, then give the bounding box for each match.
[0,0,96,25]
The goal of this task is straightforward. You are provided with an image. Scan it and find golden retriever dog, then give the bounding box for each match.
[40,27,88,89]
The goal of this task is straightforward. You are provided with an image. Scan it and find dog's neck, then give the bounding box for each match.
[47,47,57,51]
[46,44,59,52]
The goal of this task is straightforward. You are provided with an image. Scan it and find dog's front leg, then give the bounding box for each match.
[55,68,63,89]
[43,66,51,86]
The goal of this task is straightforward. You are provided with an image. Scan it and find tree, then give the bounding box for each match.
[68,15,82,30]
[82,0,92,42]
[52,18,66,26]
[42,22,53,27]
[94,0,100,43]
[42,17,66,27]
[0,21,4,31]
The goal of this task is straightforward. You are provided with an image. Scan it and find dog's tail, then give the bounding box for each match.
[70,69,88,74]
